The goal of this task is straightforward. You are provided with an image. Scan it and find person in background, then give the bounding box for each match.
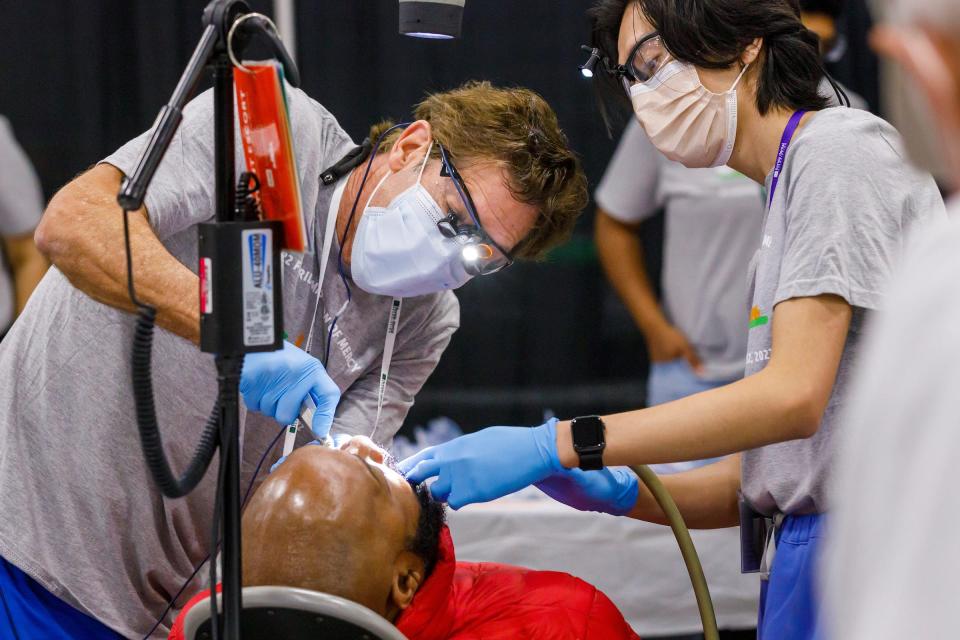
[800,0,871,108]
[593,0,862,475]
[800,0,847,59]
[0,116,47,339]
[821,0,960,637]
[594,121,762,474]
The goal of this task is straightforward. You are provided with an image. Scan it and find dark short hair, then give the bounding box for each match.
[589,0,829,122]
[409,483,446,578]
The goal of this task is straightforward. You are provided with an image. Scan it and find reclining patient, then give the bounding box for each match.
[170,439,639,640]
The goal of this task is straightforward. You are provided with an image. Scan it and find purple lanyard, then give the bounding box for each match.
[767,110,807,209]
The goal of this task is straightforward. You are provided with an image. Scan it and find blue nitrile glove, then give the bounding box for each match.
[535,467,639,516]
[240,341,341,438]
[399,419,563,509]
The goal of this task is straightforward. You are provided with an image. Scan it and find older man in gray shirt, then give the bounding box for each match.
[0,80,586,638]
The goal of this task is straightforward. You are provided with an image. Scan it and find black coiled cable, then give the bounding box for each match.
[130,302,222,498]
[123,169,265,497]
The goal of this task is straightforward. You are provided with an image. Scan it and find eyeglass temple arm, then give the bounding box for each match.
[439,145,515,259]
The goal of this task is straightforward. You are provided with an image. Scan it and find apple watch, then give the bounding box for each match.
[570,415,606,471]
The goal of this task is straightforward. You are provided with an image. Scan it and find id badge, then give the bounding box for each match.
[739,492,769,574]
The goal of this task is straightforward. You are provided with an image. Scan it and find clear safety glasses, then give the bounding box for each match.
[435,144,514,276]
[579,31,671,95]
[617,32,671,94]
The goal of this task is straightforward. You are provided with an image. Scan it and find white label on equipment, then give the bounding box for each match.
[241,229,275,347]
[200,257,213,314]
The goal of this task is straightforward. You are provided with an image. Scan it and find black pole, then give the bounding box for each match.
[117,2,300,637]
[212,50,243,638]
[215,355,244,638]
[213,55,237,224]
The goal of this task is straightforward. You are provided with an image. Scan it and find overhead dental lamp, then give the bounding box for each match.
[399,0,465,39]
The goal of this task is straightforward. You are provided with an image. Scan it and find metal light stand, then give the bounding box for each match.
[117,2,299,637]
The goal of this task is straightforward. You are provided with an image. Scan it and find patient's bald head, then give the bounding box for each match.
[241,439,444,621]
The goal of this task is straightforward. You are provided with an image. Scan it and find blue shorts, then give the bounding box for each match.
[758,514,824,640]
[0,555,122,639]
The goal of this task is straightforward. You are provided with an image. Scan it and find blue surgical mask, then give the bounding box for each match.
[351,144,473,297]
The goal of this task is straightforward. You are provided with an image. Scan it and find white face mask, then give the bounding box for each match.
[630,60,749,168]
[351,144,473,297]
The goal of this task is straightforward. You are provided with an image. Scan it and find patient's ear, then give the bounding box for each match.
[390,551,426,611]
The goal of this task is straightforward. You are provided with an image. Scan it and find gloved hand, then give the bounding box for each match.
[240,341,341,439]
[399,419,563,509]
[535,467,639,516]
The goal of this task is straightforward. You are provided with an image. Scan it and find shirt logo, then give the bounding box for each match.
[282,253,322,296]
[762,234,773,249]
[749,306,769,329]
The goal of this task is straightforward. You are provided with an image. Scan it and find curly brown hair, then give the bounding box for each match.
[369,81,588,260]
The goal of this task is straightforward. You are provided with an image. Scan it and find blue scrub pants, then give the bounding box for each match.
[647,358,732,473]
[758,514,824,640]
[0,555,122,639]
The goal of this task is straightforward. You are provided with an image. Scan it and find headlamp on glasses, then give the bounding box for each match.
[437,212,510,276]
[435,144,514,276]
[579,46,602,78]
[578,33,669,94]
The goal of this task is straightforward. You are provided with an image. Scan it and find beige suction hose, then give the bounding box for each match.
[630,465,720,640]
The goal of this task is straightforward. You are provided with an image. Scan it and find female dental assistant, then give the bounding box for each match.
[401,1,946,637]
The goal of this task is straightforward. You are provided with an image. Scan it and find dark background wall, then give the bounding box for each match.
[0,0,879,435]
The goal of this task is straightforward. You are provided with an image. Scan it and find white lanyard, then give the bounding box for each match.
[283,178,401,455]
[371,298,402,441]
[304,178,347,355]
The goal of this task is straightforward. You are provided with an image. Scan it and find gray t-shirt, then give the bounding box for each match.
[0,88,458,637]
[0,116,45,333]
[741,107,945,515]
[596,118,764,381]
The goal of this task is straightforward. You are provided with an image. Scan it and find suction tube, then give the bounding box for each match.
[630,464,719,640]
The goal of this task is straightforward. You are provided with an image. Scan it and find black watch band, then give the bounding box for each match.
[570,415,606,471]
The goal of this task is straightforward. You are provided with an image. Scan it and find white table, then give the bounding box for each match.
[446,494,759,637]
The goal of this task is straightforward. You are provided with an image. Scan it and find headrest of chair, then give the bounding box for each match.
[182,586,409,640]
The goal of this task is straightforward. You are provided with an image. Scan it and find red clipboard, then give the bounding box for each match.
[235,61,308,253]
